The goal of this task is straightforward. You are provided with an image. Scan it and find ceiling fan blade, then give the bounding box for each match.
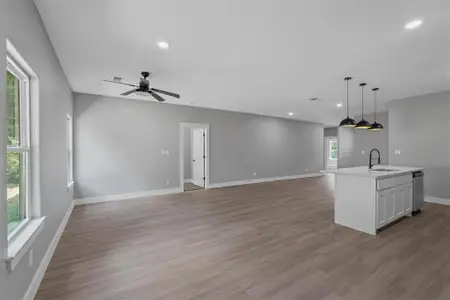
[150,91,165,102]
[103,79,139,88]
[151,88,180,99]
[121,89,137,96]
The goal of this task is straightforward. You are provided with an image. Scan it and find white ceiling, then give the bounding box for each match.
[35,0,449,126]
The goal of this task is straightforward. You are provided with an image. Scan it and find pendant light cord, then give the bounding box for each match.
[361,88,364,117]
[346,80,349,117]
[345,77,352,117]
[373,88,379,122]
[360,83,366,119]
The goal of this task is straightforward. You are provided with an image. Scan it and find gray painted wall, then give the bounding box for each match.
[324,127,338,137]
[389,91,450,199]
[73,93,324,198]
[183,127,191,180]
[353,111,389,166]
[337,127,355,168]
[1,1,73,299]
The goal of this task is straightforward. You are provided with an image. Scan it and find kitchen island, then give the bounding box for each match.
[324,165,424,235]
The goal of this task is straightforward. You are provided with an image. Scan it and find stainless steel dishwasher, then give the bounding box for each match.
[412,171,424,214]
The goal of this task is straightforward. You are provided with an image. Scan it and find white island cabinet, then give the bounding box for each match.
[323,166,423,235]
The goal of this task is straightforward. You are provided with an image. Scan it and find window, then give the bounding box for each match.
[5,40,45,272]
[66,114,73,186]
[329,140,338,160]
[6,56,31,239]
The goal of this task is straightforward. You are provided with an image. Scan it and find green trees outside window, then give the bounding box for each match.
[7,70,24,234]
[329,140,338,160]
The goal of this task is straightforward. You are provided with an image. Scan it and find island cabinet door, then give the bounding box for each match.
[385,188,396,223]
[377,189,395,228]
[394,186,405,218]
[403,183,413,214]
[377,191,387,228]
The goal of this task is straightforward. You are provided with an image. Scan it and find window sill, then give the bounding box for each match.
[6,217,45,273]
[67,181,75,191]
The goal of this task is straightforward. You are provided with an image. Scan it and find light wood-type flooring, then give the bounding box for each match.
[36,175,450,300]
[184,182,204,192]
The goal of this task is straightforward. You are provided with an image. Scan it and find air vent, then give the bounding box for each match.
[113,77,122,82]
[309,97,320,102]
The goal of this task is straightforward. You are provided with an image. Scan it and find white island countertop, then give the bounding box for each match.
[322,165,424,179]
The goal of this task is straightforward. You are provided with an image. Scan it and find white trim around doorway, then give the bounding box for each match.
[179,122,210,191]
[324,136,338,170]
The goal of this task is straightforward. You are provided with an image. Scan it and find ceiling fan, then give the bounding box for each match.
[103,71,180,102]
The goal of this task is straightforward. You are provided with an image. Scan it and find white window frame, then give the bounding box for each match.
[6,55,32,242]
[5,40,45,273]
[329,139,338,161]
[66,114,74,189]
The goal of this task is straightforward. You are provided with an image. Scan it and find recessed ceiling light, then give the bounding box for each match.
[405,20,422,30]
[157,41,170,49]
[288,112,294,116]
[336,103,343,108]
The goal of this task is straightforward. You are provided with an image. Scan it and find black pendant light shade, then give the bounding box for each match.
[369,122,384,131]
[340,117,357,127]
[369,88,384,131]
[339,77,356,127]
[355,83,371,129]
[356,119,371,129]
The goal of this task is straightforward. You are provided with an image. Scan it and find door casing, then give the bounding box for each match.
[191,128,205,187]
[324,136,338,170]
[179,122,210,191]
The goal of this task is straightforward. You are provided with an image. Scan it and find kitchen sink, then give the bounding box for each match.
[370,168,400,172]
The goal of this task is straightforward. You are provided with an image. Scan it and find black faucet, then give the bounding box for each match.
[369,148,381,169]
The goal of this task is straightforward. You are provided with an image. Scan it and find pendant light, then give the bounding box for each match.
[339,77,356,127]
[355,83,371,129]
[369,88,384,131]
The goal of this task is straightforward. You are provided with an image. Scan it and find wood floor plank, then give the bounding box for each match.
[35,175,450,300]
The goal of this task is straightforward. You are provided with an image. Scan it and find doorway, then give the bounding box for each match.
[324,137,338,169]
[180,123,209,192]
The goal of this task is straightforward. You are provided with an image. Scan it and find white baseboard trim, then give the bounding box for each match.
[23,201,74,300]
[425,196,450,206]
[184,179,193,184]
[75,174,324,205]
[75,188,183,206]
[209,173,323,189]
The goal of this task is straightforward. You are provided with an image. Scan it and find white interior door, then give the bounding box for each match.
[192,128,205,187]
[325,137,338,169]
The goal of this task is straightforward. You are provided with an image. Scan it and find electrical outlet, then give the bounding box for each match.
[29,250,33,267]
[253,172,256,177]
[166,179,170,186]
[361,150,365,155]
[305,168,308,172]
[161,149,170,156]
[394,149,401,155]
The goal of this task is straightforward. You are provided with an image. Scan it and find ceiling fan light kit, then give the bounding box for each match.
[103,71,180,102]
[339,77,357,127]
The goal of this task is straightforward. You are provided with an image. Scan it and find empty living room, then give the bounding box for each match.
[1,0,450,299]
